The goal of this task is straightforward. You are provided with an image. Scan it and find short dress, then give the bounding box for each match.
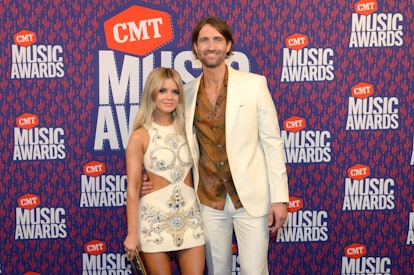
[139,122,204,253]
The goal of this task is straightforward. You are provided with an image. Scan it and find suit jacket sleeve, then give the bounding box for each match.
[226,67,289,216]
[256,76,289,203]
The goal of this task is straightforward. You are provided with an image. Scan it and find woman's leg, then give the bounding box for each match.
[176,245,205,275]
[141,252,172,275]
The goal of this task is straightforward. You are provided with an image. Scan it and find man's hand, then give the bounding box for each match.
[140,173,153,197]
[268,202,288,234]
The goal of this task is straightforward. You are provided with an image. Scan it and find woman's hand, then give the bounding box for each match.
[124,234,139,260]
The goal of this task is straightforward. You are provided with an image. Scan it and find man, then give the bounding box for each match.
[142,16,289,274]
[186,16,288,275]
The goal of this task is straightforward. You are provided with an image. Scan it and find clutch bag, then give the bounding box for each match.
[130,249,147,275]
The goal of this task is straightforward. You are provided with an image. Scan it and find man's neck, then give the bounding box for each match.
[202,63,227,87]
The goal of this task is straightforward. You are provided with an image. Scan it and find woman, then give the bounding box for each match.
[124,67,205,275]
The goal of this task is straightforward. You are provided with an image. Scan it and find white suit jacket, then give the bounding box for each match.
[184,65,289,217]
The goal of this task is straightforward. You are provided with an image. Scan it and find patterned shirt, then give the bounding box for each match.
[193,69,242,210]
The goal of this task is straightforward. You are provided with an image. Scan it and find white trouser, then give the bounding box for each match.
[200,194,269,275]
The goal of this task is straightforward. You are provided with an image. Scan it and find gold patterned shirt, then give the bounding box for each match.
[194,70,242,210]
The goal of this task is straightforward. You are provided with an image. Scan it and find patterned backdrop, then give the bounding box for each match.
[1,0,413,274]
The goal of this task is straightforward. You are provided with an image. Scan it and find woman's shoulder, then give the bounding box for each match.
[127,127,150,148]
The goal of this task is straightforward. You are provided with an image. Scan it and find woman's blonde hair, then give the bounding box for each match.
[132,67,185,135]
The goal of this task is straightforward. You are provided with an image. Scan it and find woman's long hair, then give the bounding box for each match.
[132,67,185,136]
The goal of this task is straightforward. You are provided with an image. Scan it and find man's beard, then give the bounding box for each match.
[199,51,227,68]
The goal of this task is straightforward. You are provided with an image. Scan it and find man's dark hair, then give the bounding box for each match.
[191,16,234,58]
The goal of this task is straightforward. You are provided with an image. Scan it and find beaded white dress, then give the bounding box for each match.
[139,123,204,252]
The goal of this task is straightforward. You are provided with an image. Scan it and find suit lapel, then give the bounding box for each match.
[184,76,201,152]
[225,66,242,138]
[185,66,243,142]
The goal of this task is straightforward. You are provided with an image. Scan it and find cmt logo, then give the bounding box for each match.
[285,33,308,51]
[232,243,237,254]
[104,5,173,56]
[18,194,40,210]
[84,240,107,256]
[83,161,106,177]
[14,30,37,47]
[354,0,378,16]
[345,243,367,259]
[351,82,374,99]
[284,116,306,133]
[288,196,303,212]
[347,164,370,180]
[16,113,39,130]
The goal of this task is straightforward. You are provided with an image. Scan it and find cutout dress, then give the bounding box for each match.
[139,122,204,252]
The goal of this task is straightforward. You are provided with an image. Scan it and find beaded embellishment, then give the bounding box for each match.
[141,186,203,247]
[147,126,192,184]
[141,124,202,247]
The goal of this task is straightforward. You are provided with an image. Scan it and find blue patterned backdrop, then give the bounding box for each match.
[1,0,413,274]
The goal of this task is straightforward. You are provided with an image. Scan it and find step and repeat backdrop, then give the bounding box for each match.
[1,0,413,274]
